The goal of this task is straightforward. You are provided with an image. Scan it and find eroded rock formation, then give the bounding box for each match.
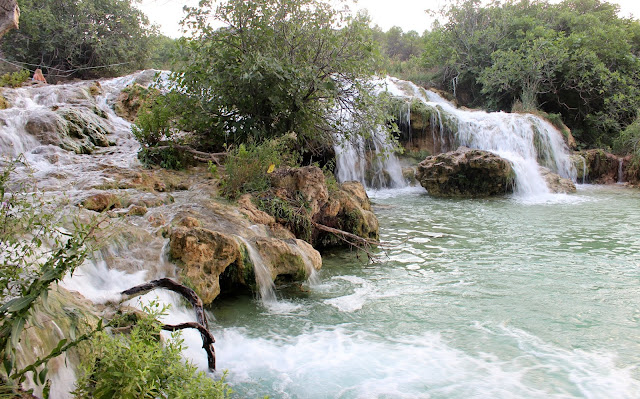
[571,149,621,184]
[416,147,515,197]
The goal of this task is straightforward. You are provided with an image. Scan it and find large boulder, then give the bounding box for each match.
[168,205,323,304]
[169,225,245,304]
[417,147,515,197]
[24,105,112,154]
[539,167,576,193]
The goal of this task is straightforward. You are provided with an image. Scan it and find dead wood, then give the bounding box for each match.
[121,278,216,370]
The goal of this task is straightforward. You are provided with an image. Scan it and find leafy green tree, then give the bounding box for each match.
[479,28,568,111]
[1,0,156,79]
[160,0,386,151]
[423,0,640,148]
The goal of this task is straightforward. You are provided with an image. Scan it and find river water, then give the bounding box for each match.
[2,73,638,398]
[211,185,640,398]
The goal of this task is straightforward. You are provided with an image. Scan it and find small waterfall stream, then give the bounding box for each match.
[334,127,407,189]
[237,237,277,303]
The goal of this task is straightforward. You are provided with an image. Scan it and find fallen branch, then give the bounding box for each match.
[150,144,228,165]
[121,278,216,370]
[312,222,387,261]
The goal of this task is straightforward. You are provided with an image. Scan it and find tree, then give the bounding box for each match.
[479,29,568,111]
[422,0,640,148]
[1,0,155,80]
[161,0,386,150]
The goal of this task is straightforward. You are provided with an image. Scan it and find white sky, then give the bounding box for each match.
[138,0,640,38]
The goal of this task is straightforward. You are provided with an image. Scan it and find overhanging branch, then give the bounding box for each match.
[121,278,216,370]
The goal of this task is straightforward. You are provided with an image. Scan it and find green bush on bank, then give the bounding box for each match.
[0,70,30,88]
[221,136,300,199]
[73,304,231,399]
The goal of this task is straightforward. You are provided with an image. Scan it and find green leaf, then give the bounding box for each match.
[39,367,48,385]
[3,355,13,375]
[1,295,35,313]
[11,317,26,348]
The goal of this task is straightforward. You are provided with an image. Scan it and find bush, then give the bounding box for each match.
[613,114,640,157]
[0,70,30,88]
[256,193,312,241]
[221,137,300,199]
[73,304,232,399]
[132,92,179,148]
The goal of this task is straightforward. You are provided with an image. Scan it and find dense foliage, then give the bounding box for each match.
[372,26,430,86]
[423,0,640,148]
[1,0,156,79]
[0,158,96,393]
[73,304,231,399]
[136,0,389,154]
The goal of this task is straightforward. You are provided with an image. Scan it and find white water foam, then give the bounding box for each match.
[215,324,640,399]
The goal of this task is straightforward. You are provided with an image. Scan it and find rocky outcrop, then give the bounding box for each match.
[24,105,113,154]
[169,224,245,304]
[0,0,19,40]
[114,84,157,122]
[416,147,515,197]
[572,150,621,184]
[168,203,322,305]
[539,167,576,193]
[262,166,379,247]
[80,192,122,212]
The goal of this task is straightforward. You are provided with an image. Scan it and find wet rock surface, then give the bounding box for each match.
[417,147,515,197]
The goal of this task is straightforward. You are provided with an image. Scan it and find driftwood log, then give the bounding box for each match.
[121,278,216,370]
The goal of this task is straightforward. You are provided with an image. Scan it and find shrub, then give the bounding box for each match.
[73,304,232,399]
[613,114,640,157]
[256,193,312,241]
[0,70,30,88]
[221,136,300,199]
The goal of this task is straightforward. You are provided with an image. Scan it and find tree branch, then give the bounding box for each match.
[121,278,216,370]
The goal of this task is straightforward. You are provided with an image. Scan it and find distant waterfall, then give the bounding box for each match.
[334,127,407,189]
[369,77,577,196]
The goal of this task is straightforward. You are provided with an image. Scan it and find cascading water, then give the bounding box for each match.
[237,237,277,303]
[618,158,625,183]
[337,76,577,196]
[334,126,407,189]
[1,71,318,397]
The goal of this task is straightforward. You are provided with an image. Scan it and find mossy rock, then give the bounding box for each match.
[0,94,9,109]
[417,147,515,197]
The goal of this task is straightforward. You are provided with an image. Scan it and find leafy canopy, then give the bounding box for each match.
[423,0,640,148]
[156,0,386,150]
[1,0,156,79]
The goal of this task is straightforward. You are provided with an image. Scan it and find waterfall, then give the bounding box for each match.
[579,155,587,184]
[237,237,277,303]
[334,127,407,189]
[377,77,576,196]
[618,158,625,183]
